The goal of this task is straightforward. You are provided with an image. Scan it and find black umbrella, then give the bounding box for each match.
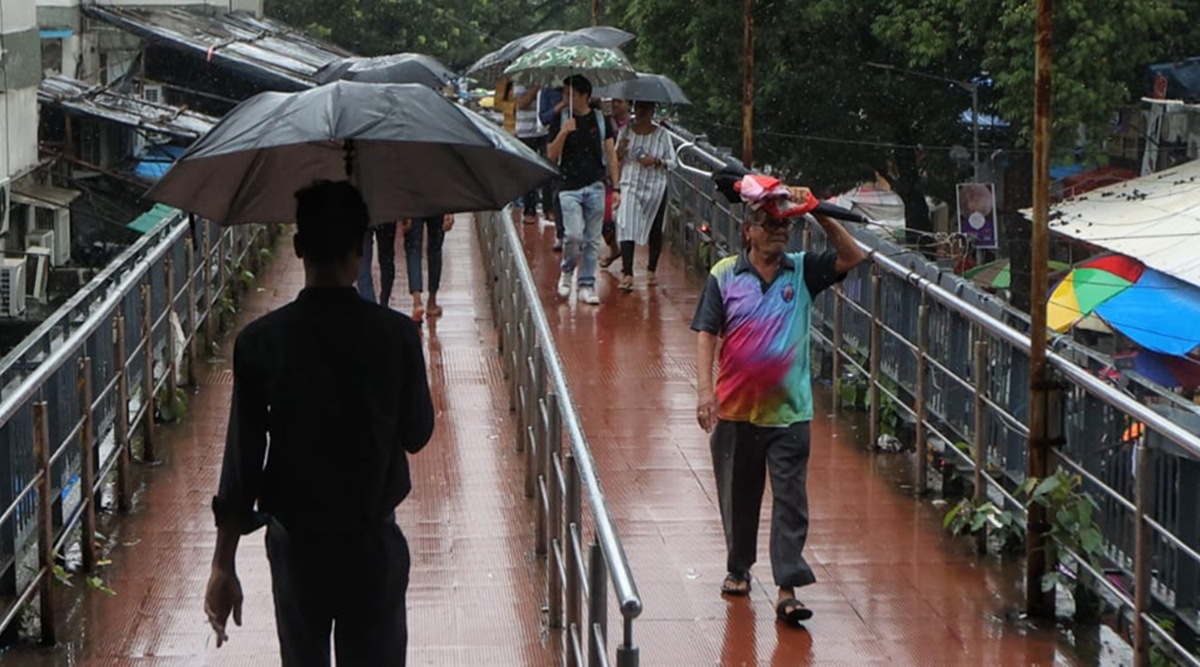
[594,73,690,105]
[314,53,456,89]
[146,82,556,224]
[466,26,634,85]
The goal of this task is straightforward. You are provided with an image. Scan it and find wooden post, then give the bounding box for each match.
[114,316,131,512]
[164,256,178,410]
[33,401,56,645]
[141,283,156,462]
[1026,0,1056,617]
[742,0,754,166]
[78,358,97,572]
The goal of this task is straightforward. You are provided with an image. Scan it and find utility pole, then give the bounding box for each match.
[742,0,754,166]
[1026,0,1056,618]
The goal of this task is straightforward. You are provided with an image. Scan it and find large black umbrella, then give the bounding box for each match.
[146,82,556,224]
[314,53,456,88]
[594,72,690,105]
[466,26,634,85]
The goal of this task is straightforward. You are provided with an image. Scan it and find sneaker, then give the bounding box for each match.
[552,238,564,251]
[557,271,573,298]
[579,287,600,305]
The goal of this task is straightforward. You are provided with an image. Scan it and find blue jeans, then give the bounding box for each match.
[558,181,605,288]
[404,216,445,294]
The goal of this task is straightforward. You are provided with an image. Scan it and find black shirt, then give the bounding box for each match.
[548,108,615,191]
[212,286,434,534]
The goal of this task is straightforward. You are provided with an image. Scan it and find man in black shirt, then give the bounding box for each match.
[546,74,621,305]
[204,180,434,666]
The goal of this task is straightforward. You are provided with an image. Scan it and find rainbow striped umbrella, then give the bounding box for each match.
[1047,254,1144,333]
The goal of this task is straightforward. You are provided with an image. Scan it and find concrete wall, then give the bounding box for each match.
[1,0,41,180]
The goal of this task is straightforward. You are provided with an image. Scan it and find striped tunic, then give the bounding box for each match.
[615,123,674,245]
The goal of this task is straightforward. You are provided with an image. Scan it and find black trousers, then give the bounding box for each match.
[619,196,667,276]
[710,420,816,588]
[266,517,410,666]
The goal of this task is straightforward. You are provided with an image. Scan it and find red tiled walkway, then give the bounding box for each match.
[1,217,555,666]
[1,212,1087,666]
[514,216,1084,666]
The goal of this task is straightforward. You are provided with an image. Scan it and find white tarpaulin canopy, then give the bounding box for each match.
[1031,159,1200,289]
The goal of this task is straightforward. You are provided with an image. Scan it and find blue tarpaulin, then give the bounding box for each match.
[1096,268,1200,356]
[1148,58,1200,102]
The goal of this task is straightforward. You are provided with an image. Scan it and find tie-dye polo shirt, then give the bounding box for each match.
[691,250,842,426]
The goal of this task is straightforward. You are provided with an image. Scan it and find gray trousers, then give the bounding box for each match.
[710,420,816,588]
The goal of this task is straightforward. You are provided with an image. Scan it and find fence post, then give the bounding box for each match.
[868,266,882,448]
[204,222,215,349]
[164,256,178,406]
[547,394,563,630]
[534,351,548,556]
[1133,443,1152,667]
[114,315,131,512]
[972,336,989,554]
[33,401,56,645]
[565,454,581,667]
[831,285,844,412]
[185,235,199,386]
[141,282,156,462]
[914,301,929,495]
[77,357,97,572]
[588,540,608,667]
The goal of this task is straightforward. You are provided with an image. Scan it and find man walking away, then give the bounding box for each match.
[546,74,621,305]
[205,180,435,666]
[691,185,866,628]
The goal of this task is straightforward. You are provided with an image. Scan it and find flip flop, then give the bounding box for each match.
[720,571,752,597]
[775,597,813,627]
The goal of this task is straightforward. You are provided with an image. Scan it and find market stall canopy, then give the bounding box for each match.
[1028,159,1200,290]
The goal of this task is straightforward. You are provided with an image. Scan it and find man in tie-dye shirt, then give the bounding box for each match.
[691,189,866,627]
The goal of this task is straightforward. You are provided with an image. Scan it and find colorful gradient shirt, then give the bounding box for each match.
[691,251,841,426]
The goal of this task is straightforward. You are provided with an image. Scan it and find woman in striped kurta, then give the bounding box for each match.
[615,101,675,291]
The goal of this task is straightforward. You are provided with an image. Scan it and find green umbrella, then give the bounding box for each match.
[503,44,636,88]
[964,258,1068,290]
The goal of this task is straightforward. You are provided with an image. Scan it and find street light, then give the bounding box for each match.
[866,62,981,182]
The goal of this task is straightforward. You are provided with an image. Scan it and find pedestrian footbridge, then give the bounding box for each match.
[2,133,1198,666]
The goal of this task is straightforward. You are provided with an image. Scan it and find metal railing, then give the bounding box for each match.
[476,209,642,667]
[660,126,1200,666]
[0,209,272,642]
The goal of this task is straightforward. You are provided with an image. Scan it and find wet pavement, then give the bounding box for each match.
[0,212,1092,666]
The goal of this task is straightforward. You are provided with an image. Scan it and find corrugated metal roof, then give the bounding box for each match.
[82,6,351,91]
[1034,159,1200,288]
[38,75,218,140]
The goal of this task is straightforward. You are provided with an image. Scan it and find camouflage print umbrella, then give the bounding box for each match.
[466,26,634,85]
[503,44,636,88]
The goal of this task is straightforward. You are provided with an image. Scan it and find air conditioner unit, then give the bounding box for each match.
[52,209,71,266]
[141,83,163,105]
[26,229,55,260]
[25,247,50,303]
[0,258,27,317]
[0,180,9,237]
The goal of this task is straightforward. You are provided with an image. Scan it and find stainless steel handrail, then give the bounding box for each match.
[658,125,1200,665]
[476,209,642,667]
[0,210,272,643]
